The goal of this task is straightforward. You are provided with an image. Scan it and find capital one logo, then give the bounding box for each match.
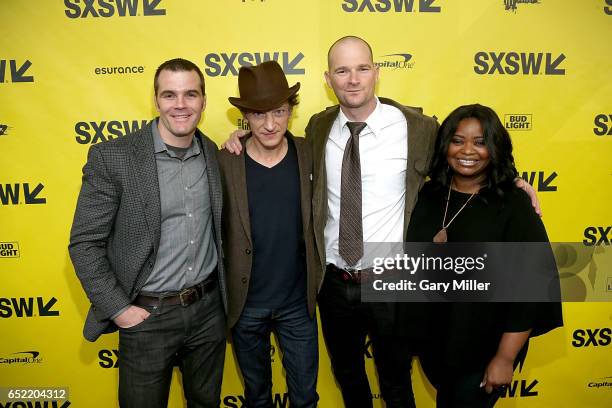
[204,52,305,77]
[64,0,166,18]
[0,60,34,83]
[342,0,441,13]
[474,52,566,75]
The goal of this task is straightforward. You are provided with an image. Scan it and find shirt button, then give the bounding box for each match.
[185,187,189,190]
[188,213,193,217]
[190,240,194,244]
[241,277,247,284]
[188,267,193,271]
[245,249,251,255]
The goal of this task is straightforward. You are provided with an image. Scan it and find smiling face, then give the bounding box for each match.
[447,117,491,186]
[325,37,379,120]
[155,69,206,147]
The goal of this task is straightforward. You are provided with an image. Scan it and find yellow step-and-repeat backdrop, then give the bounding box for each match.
[1,1,611,407]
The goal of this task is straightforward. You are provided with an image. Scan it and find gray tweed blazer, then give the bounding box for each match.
[69,121,227,342]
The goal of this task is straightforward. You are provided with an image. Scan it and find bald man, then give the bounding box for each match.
[305,36,438,408]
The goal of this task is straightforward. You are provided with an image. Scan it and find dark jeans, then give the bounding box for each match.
[231,299,319,408]
[118,286,226,408]
[318,270,415,408]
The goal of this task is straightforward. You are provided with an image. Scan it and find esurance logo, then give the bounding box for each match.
[375,53,415,70]
[0,60,34,83]
[520,171,557,191]
[572,328,612,347]
[503,0,540,13]
[0,183,46,205]
[342,0,441,13]
[64,0,165,18]
[505,114,532,130]
[204,52,304,77]
[583,226,611,246]
[75,119,149,144]
[0,297,60,318]
[0,242,20,258]
[0,351,42,365]
[474,52,565,75]
[594,114,612,136]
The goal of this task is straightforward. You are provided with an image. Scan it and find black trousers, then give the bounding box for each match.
[317,269,415,408]
[118,286,226,408]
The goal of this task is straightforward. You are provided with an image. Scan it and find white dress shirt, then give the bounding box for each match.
[325,98,408,269]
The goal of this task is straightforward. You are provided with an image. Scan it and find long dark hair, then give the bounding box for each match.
[430,104,518,196]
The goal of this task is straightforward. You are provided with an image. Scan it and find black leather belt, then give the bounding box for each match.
[134,272,217,307]
[326,264,375,284]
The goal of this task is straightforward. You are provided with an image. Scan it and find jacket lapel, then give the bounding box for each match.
[131,122,161,251]
[232,137,253,246]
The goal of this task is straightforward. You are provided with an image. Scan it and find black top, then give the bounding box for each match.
[244,137,306,309]
[400,181,563,368]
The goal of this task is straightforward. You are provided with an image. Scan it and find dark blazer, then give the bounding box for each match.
[217,132,321,328]
[305,97,439,273]
[69,121,227,342]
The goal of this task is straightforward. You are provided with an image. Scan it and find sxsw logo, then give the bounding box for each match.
[593,114,612,136]
[583,226,611,246]
[505,114,532,130]
[98,349,119,368]
[0,351,42,365]
[606,0,612,15]
[572,328,612,347]
[223,393,288,408]
[0,183,46,205]
[74,119,149,144]
[0,60,34,83]
[0,242,20,258]
[503,0,540,13]
[0,297,60,318]
[0,402,71,408]
[499,379,539,398]
[64,0,165,18]
[342,0,441,13]
[474,52,565,75]
[204,52,305,77]
[375,53,415,70]
[0,123,11,136]
[520,171,557,191]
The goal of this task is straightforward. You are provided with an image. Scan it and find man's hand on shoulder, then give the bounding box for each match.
[221,129,248,155]
[514,177,542,216]
[113,305,151,329]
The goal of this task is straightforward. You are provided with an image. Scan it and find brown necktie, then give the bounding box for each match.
[339,121,367,267]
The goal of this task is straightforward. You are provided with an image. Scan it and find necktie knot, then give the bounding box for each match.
[346,122,367,138]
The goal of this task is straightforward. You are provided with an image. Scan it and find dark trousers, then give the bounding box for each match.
[419,346,525,408]
[317,270,415,408]
[118,286,226,408]
[231,300,319,408]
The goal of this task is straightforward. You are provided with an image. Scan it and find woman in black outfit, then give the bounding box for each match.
[403,104,563,407]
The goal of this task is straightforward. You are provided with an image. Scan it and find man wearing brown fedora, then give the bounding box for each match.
[218,60,321,408]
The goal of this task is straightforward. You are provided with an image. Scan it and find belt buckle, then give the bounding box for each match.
[179,287,196,307]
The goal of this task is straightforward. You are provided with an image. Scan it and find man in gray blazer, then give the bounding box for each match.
[69,58,227,408]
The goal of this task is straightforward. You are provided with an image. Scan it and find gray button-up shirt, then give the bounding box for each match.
[141,120,217,293]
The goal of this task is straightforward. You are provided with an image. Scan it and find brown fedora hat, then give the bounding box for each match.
[228,60,300,112]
